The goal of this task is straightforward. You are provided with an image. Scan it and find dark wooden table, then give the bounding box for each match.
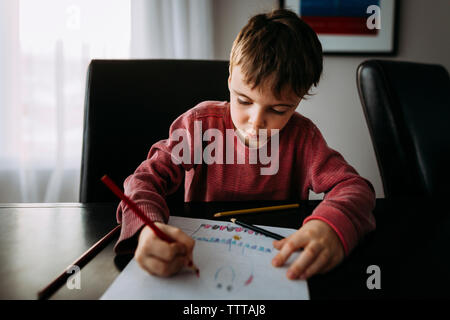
[1,198,449,300]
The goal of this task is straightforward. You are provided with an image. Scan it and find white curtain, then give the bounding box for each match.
[0,0,214,203]
[131,0,214,59]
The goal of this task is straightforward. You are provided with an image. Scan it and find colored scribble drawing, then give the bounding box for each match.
[213,262,254,293]
[188,221,278,297]
[196,251,254,297]
[215,265,235,291]
[190,222,273,254]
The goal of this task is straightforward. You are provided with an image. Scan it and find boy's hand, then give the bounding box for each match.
[135,223,195,277]
[271,220,344,280]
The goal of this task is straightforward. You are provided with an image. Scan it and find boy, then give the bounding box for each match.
[114,9,376,281]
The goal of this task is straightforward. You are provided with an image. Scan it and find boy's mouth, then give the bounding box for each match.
[236,128,272,148]
[238,129,259,139]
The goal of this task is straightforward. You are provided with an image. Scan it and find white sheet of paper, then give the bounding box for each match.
[101,216,309,300]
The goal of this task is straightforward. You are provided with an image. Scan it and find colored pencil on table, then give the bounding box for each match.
[213,203,299,217]
[101,175,199,277]
[230,218,285,240]
[37,224,121,300]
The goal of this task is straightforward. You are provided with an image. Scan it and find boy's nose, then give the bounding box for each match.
[249,109,265,130]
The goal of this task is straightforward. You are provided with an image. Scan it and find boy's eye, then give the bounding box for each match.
[237,98,251,105]
[271,108,287,115]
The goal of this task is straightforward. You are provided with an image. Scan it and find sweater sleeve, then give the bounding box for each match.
[114,111,197,254]
[301,123,376,256]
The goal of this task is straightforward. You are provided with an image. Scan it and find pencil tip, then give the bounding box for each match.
[230,218,236,223]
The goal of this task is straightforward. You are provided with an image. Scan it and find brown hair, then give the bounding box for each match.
[230,9,323,99]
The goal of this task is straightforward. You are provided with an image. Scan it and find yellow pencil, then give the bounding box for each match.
[213,203,299,217]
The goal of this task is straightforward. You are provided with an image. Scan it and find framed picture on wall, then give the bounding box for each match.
[281,0,397,54]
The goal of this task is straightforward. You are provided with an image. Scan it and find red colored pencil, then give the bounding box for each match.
[101,175,199,277]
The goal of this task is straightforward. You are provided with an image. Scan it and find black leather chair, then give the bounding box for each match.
[357,59,450,197]
[80,59,230,203]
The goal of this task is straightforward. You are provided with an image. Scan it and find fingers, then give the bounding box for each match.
[289,245,330,279]
[137,225,187,261]
[148,236,187,262]
[283,242,320,279]
[135,224,196,277]
[272,237,288,250]
[137,253,188,277]
[271,220,346,280]
[271,233,308,267]
[155,222,196,257]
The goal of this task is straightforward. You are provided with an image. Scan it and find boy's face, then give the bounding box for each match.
[228,65,301,147]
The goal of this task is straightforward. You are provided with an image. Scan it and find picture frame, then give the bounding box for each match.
[280,0,397,54]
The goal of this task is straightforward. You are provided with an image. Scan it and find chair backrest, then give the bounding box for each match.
[357,59,450,197]
[80,59,230,203]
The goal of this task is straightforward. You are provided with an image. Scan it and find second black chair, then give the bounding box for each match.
[357,59,450,198]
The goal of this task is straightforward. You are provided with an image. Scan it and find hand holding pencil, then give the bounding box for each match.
[101,175,199,277]
[135,223,196,277]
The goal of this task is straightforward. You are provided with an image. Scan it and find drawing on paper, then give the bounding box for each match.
[187,222,277,295]
[100,217,310,300]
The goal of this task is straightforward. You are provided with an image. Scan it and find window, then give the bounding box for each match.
[0,0,131,201]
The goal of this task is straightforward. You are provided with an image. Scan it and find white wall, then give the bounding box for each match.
[212,0,450,199]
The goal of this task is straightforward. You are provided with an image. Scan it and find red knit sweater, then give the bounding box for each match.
[115,101,376,255]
